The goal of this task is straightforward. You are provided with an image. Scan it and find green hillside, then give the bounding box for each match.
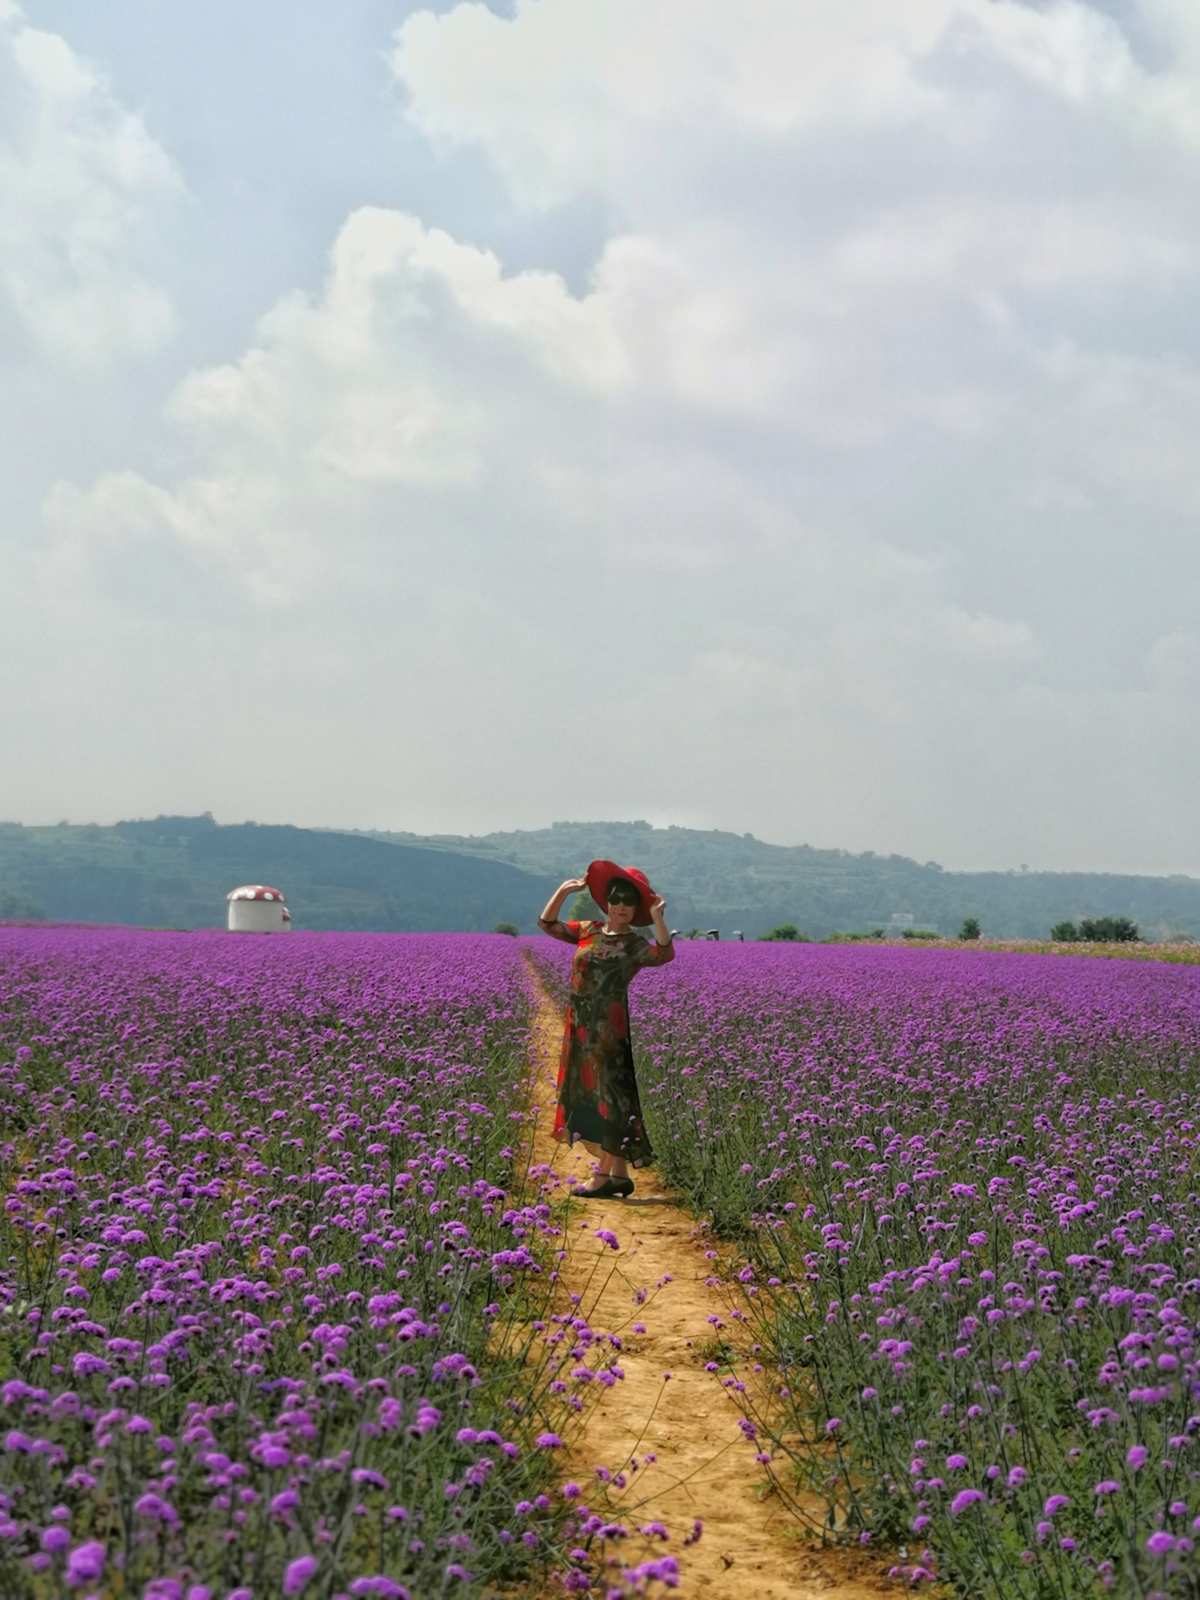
[0,816,556,932]
[2,814,1199,938]
[344,820,1200,940]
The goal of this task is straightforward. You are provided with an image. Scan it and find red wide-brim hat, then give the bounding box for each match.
[586,859,656,927]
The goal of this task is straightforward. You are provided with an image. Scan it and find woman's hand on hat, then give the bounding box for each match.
[560,876,588,894]
[650,894,667,918]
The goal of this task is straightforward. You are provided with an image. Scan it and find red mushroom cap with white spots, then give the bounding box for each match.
[226,885,287,902]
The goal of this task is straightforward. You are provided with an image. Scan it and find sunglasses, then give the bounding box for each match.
[607,888,641,907]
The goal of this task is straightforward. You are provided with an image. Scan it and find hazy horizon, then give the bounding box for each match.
[7,808,1198,882]
[6,1,1199,879]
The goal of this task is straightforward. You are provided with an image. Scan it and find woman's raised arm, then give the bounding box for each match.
[635,894,675,964]
[538,876,588,943]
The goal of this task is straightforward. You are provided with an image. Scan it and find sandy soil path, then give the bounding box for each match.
[519,961,900,1599]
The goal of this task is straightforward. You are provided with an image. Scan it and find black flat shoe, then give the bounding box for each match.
[570,1176,634,1199]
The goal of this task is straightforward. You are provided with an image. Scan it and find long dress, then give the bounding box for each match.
[541,918,674,1167]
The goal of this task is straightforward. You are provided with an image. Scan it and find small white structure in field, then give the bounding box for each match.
[226,884,292,933]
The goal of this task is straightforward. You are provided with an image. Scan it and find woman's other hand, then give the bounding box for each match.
[650,894,667,919]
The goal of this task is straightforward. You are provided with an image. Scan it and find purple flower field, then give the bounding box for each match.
[8,927,1200,1599]
[533,941,1200,1597]
[0,927,676,1600]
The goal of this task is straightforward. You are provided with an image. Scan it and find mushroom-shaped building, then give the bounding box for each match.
[226,884,292,933]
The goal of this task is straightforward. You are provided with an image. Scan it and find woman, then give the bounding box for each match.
[538,859,674,1198]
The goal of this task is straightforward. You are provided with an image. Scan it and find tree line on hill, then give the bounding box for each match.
[0,889,45,921]
[1048,916,1139,943]
[352,819,1200,940]
[759,914,1144,943]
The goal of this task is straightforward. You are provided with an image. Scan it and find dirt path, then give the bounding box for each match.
[520,963,899,1599]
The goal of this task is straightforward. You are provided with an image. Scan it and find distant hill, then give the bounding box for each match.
[342,820,1200,940]
[2,815,1199,938]
[0,816,556,932]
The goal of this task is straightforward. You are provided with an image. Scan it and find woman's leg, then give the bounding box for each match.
[573,1147,630,1193]
[573,1146,611,1192]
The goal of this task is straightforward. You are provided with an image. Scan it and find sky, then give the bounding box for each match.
[5,0,1200,875]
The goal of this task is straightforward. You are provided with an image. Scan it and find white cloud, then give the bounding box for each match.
[392,0,958,211]
[0,4,183,365]
[41,206,644,612]
[975,0,1138,105]
[389,0,1200,218]
[835,199,1189,293]
[169,207,631,454]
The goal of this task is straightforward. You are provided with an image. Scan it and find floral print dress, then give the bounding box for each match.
[541,919,674,1167]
